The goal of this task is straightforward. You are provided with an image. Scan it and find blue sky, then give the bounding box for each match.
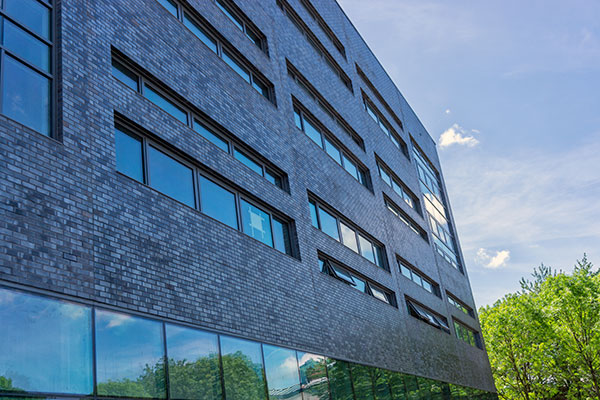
[337,0,600,307]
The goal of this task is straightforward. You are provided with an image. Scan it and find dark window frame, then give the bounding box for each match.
[297,0,346,59]
[111,50,288,192]
[0,0,56,138]
[362,92,408,157]
[276,0,351,92]
[383,195,429,242]
[397,256,441,298]
[375,155,421,215]
[155,0,275,103]
[293,99,371,191]
[114,115,297,258]
[319,253,397,307]
[452,317,482,349]
[356,64,404,131]
[287,60,364,150]
[405,296,450,334]
[309,195,388,271]
[214,0,268,54]
[446,291,475,318]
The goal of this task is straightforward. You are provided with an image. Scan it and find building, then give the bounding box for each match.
[0,0,497,398]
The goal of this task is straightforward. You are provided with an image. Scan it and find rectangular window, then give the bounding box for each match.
[412,141,463,271]
[220,336,267,399]
[447,292,475,318]
[0,0,53,137]
[114,120,294,256]
[297,0,346,59]
[143,83,188,124]
[157,0,178,17]
[262,345,302,399]
[311,196,387,270]
[320,254,396,307]
[454,320,482,348]
[397,258,441,297]
[297,353,330,399]
[155,1,274,102]
[294,102,371,190]
[384,196,428,242]
[377,158,421,214]
[277,0,352,92]
[215,0,267,53]
[326,359,354,399]
[406,298,450,333]
[288,62,364,149]
[363,94,408,157]
[112,52,286,191]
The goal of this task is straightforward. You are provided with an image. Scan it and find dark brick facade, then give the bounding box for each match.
[0,0,495,392]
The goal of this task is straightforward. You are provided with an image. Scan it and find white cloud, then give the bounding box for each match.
[477,248,511,269]
[439,124,480,148]
[445,109,451,114]
[106,313,133,328]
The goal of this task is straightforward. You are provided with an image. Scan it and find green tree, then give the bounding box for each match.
[480,256,600,400]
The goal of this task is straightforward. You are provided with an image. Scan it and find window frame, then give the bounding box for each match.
[293,101,371,190]
[384,195,429,242]
[297,0,346,59]
[214,0,268,54]
[154,0,275,103]
[453,318,482,349]
[114,117,296,258]
[319,254,397,307]
[405,297,450,334]
[362,93,408,157]
[397,257,441,298]
[376,156,421,215]
[0,0,56,138]
[310,196,388,271]
[111,51,288,192]
[446,291,475,318]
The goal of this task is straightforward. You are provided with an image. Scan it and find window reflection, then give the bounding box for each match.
[115,128,143,182]
[5,0,50,40]
[165,324,221,400]
[143,84,188,124]
[0,288,93,394]
[220,336,267,400]
[263,345,301,400]
[317,207,339,241]
[372,368,392,400]
[350,364,375,399]
[326,359,353,400]
[200,176,238,229]
[148,146,195,207]
[95,309,166,398]
[297,353,329,400]
[241,200,273,247]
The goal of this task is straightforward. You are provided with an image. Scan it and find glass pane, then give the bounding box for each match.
[342,155,359,180]
[5,0,50,39]
[318,207,339,241]
[252,78,269,98]
[216,0,244,31]
[2,55,50,135]
[165,324,221,400]
[222,51,251,83]
[199,176,238,229]
[326,359,353,400]
[95,310,166,398]
[297,353,329,400]
[273,217,291,255]
[379,166,391,186]
[358,234,375,263]
[294,110,303,130]
[144,84,188,124]
[373,369,392,400]
[374,245,386,269]
[403,375,419,400]
[265,169,282,188]
[352,276,366,293]
[309,201,319,228]
[112,60,138,91]
[148,146,195,207]
[323,137,341,165]
[234,149,263,176]
[371,286,389,304]
[350,364,375,399]
[241,199,273,247]
[193,120,229,152]
[386,371,407,400]
[3,19,50,72]
[183,14,218,53]
[220,336,266,400]
[330,264,354,286]
[379,121,390,136]
[157,0,178,17]
[115,128,144,182]
[339,222,358,253]
[303,118,323,147]
[0,288,93,394]
[400,264,412,279]
[412,274,423,286]
[263,345,301,400]
[246,29,261,47]
[422,280,433,293]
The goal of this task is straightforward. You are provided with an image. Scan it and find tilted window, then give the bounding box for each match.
[406,298,450,333]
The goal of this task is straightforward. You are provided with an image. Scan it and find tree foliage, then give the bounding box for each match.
[480,255,600,400]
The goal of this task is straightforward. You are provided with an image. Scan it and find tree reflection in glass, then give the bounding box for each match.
[0,288,93,394]
[326,359,353,400]
[165,324,221,400]
[349,364,375,399]
[220,335,267,400]
[95,309,166,398]
[297,352,329,400]
[262,345,301,400]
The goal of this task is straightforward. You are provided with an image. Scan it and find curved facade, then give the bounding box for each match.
[0,0,496,398]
